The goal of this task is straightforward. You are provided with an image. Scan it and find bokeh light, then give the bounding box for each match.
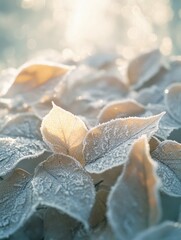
[0,0,180,69]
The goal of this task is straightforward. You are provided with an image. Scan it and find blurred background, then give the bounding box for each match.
[0,0,180,70]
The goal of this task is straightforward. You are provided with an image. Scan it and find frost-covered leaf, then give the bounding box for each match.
[0,137,47,178]
[107,136,161,240]
[165,83,181,124]
[134,221,181,240]
[146,104,181,140]
[135,85,163,106]
[152,140,181,196]
[44,208,79,240]
[84,112,164,173]
[0,113,42,140]
[127,49,162,89]
[41,103,88,165]
[57,65,128,121]
[0,169,36,239]
[16,150,51,175]
[98,100,145,123]
[6,61,71,104]
[32,154,95,229]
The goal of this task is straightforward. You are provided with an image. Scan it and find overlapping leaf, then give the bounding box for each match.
[0,137,47,178]
[107,136,161,240]
[98,99,145,123]
[83,112,164,173]
[127,49,164,89]
[0,169,36,239]
[44,208,79,240]
[134,221,181,240]
[5,61,71,104]
[0,113,42,140]
[151,140,181,196]
[57,65,128,121]
[32,154,95,229]
[41,103,88,164]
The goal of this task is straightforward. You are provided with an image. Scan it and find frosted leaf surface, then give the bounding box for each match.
[84,113,164,173]
[0,137,46,178]
[107,136,161,240]
[44,208,79,240]
[165,83,181,124]
[127,49,162,89]
[99,99,145,123]
[0,113,42,140]
[6,61,71,104]
[0,68,17,97]
[0,169,36,239]
[152,141,181,196]
[32,154,95,229]
[58,65,128,120]
[41,103,88,165]
[134,222,181,240]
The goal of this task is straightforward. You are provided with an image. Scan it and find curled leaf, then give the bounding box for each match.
[99,99,145,123]
[41,103,88,165]
[0,169,36,239]
[107,136,161,240]
[152,140,181,196]
[84,112,164,173]
[32,154,95,229]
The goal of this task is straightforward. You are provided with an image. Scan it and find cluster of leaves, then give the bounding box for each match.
[1,50,181,239]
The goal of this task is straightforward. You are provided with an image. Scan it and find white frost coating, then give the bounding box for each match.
[0,169,36,239]
[107,136,161,240]
[84,112,165,173]
[0,137,47,178]
[152,140,181,197]
[32,154,95,229]
[0,113,42,140]
[134,221,181,240]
